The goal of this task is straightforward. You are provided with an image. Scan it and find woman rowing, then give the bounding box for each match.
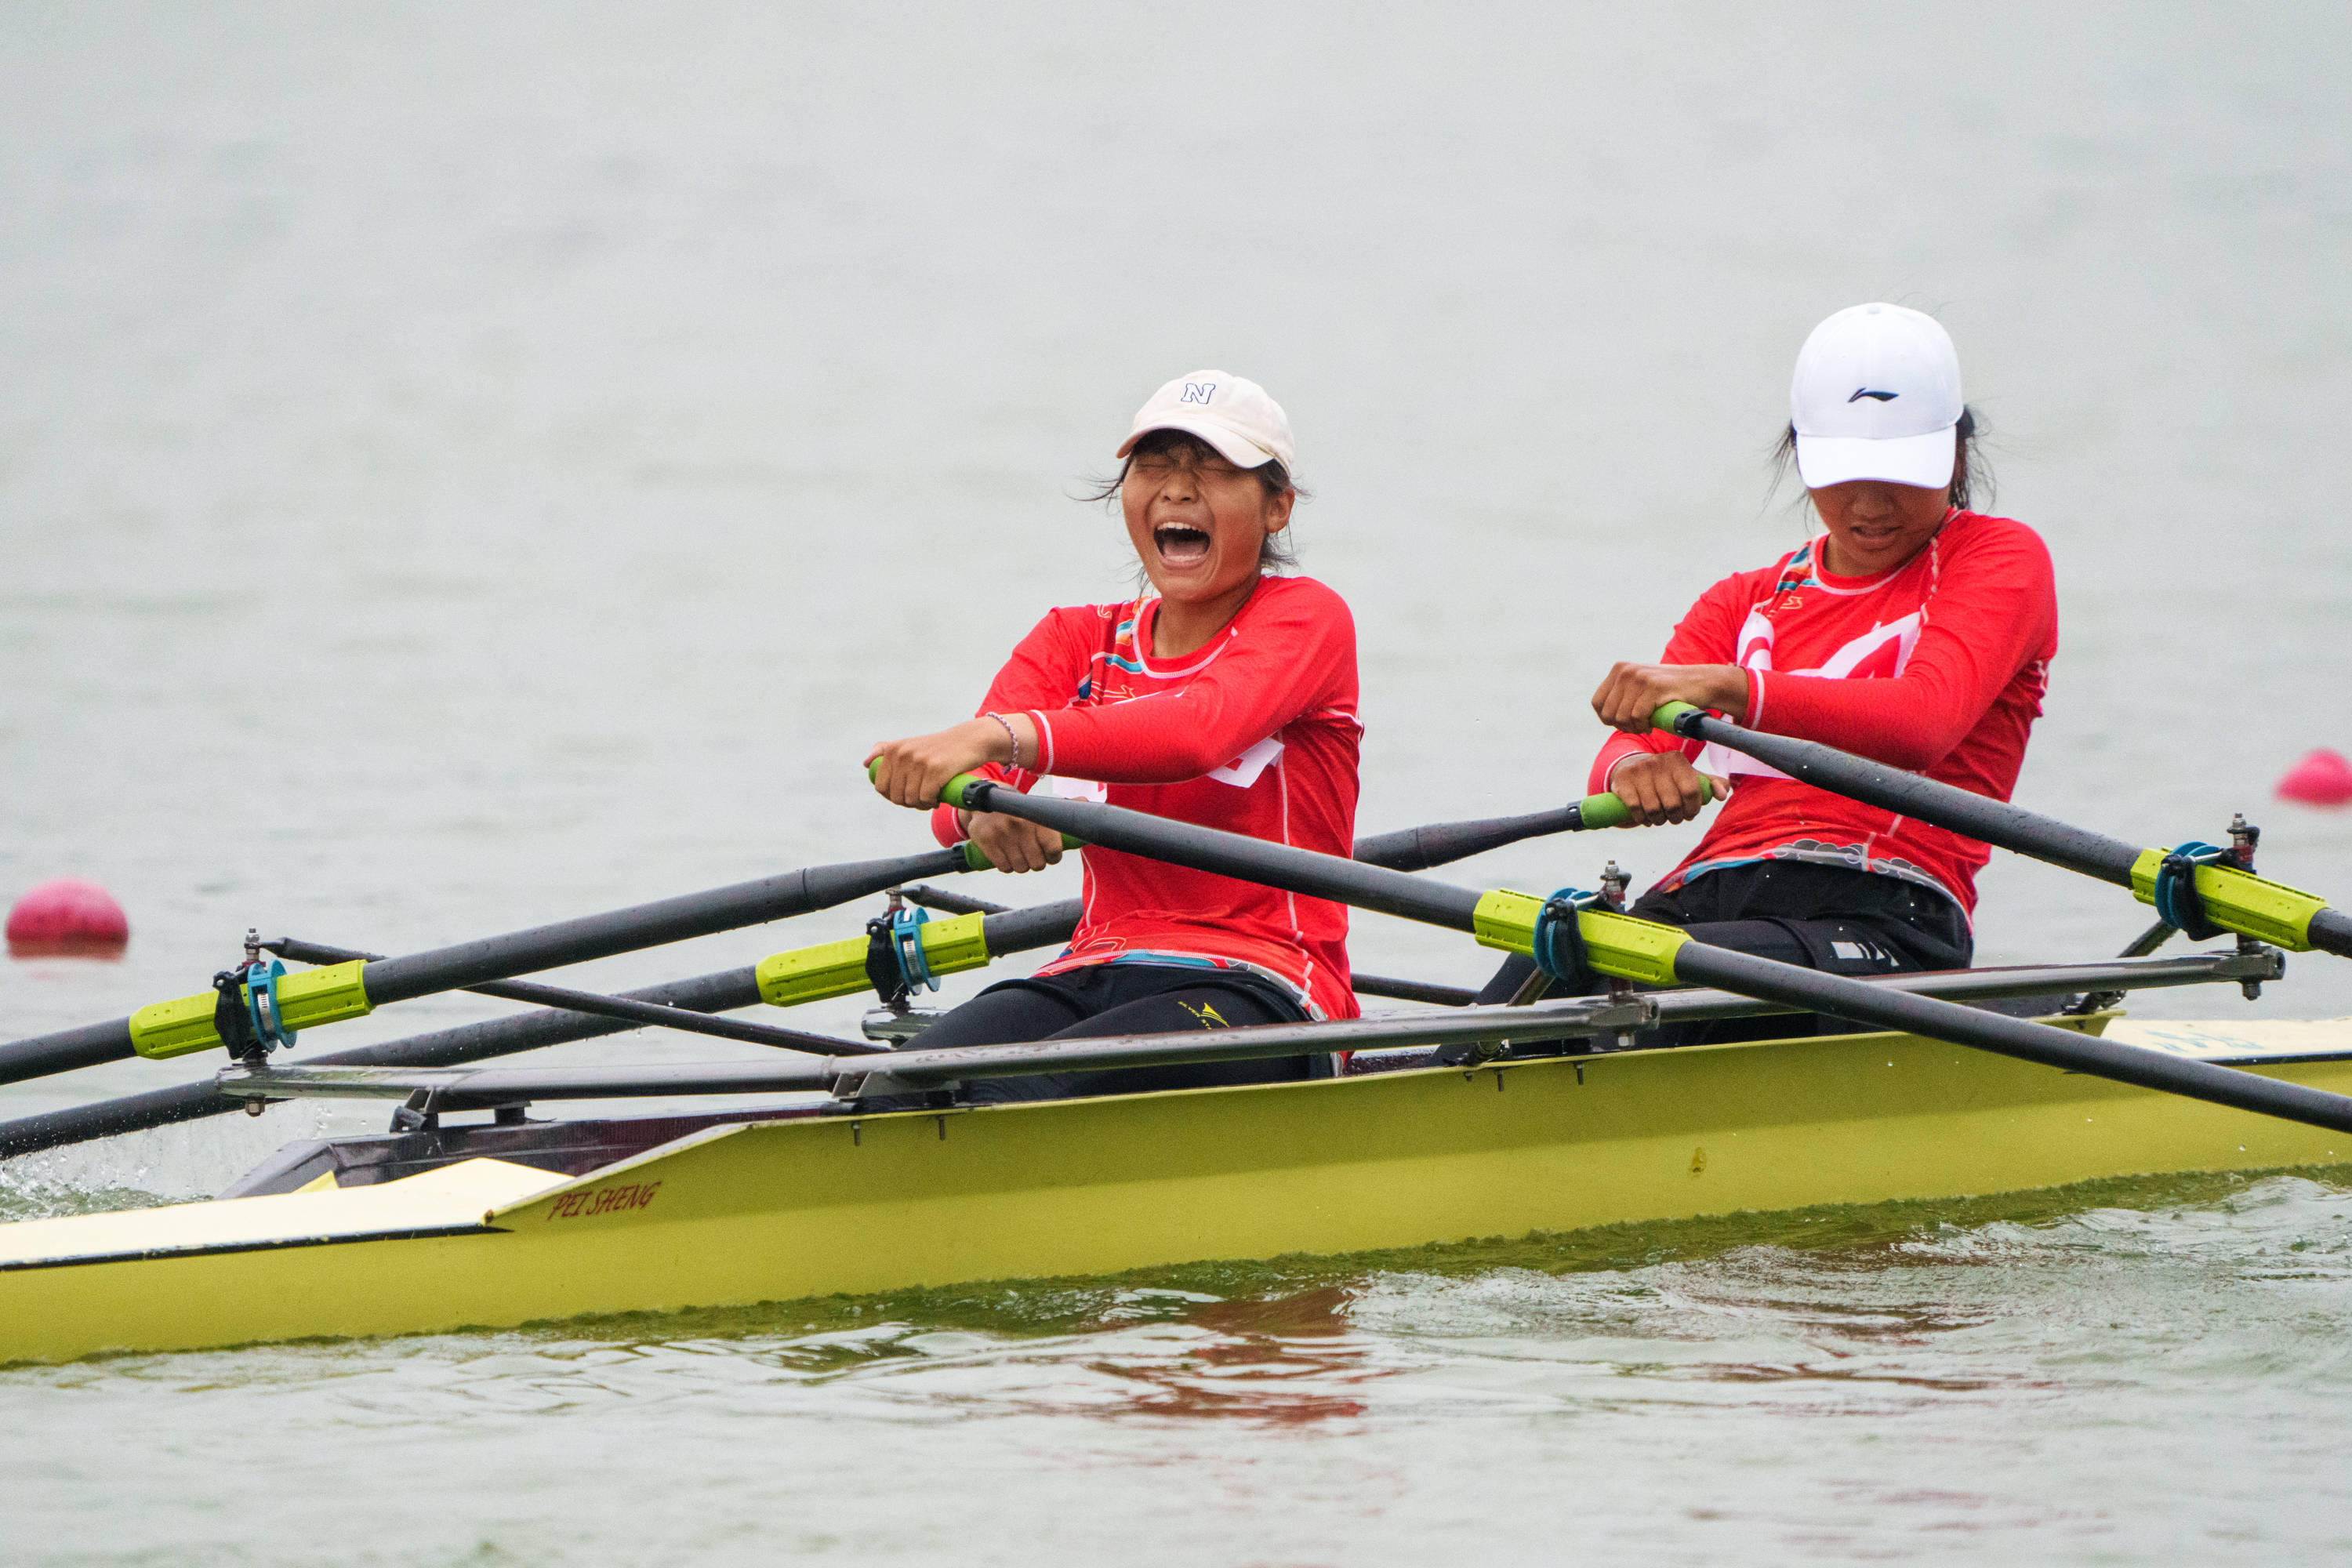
[866,371,1359,1099]
[1481,303,2057,1038]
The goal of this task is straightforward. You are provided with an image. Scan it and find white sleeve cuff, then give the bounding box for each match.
[1027,710,1055,775]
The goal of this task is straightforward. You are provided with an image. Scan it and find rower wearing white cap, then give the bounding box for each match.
[1480,304,2057,1037]
[866,371,1363,1099]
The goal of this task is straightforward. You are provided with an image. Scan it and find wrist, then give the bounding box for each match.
[981,712,1032,771]
[1709,666,1751,721]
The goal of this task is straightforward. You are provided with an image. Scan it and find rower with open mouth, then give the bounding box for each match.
[1473,303,2061,1042]
[864,371,1361,1100]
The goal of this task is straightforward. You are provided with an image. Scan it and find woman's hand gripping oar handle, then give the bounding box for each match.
[1647,701,2352,960]
[942,773,2352,1138]
[1561,776,1713,831]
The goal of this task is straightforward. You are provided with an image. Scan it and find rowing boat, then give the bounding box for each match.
[9,712,2352,1367]
[3,1004,2347,1367]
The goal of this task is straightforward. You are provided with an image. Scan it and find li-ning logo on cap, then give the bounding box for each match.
[1848,387,1899,403]
[1181,382,1217,404]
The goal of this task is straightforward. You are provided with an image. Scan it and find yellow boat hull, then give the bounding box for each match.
[5,1017,2350,1365]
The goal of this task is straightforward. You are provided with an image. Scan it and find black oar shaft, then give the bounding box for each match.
[1352,806,1579,872]
[1676,944,2352,1131]
[962,779,1483,930]
[0,848,971,1088]
[2314,908,2352,957]
[270,938,872,1056]
[1666,706,2352,963]
[357,851,971,1006]
[1669,709,2144,883]
[0,1021,136,1082]
[1353,974,1478,1007]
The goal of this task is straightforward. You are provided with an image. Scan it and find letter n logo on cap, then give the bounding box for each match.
[1181,382,1216,404]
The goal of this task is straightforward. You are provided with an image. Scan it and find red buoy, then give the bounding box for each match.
[2276,749,2352,808]
[6,878,129,959]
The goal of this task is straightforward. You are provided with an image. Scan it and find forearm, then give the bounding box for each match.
[868,713,1040,811]
[1036,706,1233,782]
[1040,681,1313,782]
[1589,731,1688,795]
[1746,671,1973,770]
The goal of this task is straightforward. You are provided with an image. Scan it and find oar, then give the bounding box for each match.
[0,800,1610,1157]
[214,991,1650,1109]
[0,907,1073,1160]
[1347,786,1704,869]
[0,844,1004,1087]
[215,948,2289,1111]
[267,937,868,1055]
[1646,701,2352,959]
[932,771,2352,1135]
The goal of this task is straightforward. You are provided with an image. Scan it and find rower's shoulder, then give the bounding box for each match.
[1029,599,1137,633]
[1946,508,2041,541]
[1941,510,2054,572]
[1253,573,1352,614]
[1693,558,1787,607]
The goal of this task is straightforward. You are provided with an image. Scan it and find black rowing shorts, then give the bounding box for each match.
[863,961,1321,1109]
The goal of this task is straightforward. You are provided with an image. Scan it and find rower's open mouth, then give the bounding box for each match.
[1154,524,1211,564]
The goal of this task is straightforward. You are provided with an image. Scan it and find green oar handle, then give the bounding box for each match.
[1651,700,1704,733]
[1570,778,1714,830]
[957,835,1081,870]
[864,761,1080,860]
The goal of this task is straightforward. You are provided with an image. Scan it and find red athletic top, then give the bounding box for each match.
[931,575,1363,1018]
[1592,510,2056,917]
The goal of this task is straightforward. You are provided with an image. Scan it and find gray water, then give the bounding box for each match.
[3,3,2350,1560]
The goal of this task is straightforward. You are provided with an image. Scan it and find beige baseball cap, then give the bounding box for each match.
[1116,370,1295,472]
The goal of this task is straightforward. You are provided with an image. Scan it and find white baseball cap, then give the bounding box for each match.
[1790,303,1962,490]
[1116,370,1295,473]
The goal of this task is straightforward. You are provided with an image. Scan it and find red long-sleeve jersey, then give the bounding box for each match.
[1592,510,2056,917]
[932,575,1363,1018]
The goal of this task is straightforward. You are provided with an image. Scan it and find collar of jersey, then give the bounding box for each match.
[1789,509,1961,597]
[1126,597,1235,678]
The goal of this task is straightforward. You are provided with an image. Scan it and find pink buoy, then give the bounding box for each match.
[6,878,129,959]
[2275,749,2352,808]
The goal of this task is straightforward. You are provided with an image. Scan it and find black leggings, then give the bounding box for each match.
[1468,860,1974,1052]
[884,963,1319,1106]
